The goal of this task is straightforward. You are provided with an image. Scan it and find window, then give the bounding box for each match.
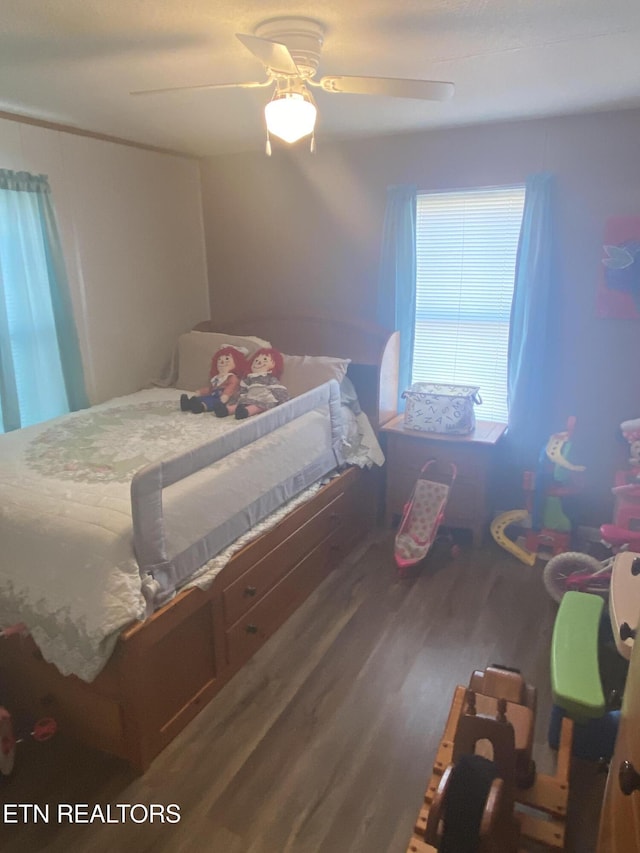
[412,185,526,422]
[0,170,87,433]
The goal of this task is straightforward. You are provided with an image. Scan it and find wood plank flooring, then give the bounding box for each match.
[0,531,606,853]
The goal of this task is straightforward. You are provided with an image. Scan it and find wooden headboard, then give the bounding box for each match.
[194,315,399,430]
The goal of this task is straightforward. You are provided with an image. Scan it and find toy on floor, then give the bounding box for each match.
[600,479,640,552]
[597,416,640,550]
[544,556,636,761]
[394,459,457,577]
[620,416,640,475]
[0,705,15,776]
[543,551,614,603]
[544,419,640,602]
[0,713,57,777]
[541,529,640,605]
[543,428,640,605]
[406,665,573,852]
[547,590,625,762]
[543,532,640,607]
[491,417,585,565]
[1,622,57,777]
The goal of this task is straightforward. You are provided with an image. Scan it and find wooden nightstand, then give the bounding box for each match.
[380,415,507,547]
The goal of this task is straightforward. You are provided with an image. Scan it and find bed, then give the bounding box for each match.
[0,315,399,771]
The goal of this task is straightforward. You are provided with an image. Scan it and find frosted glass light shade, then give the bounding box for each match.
[265,92,316,144]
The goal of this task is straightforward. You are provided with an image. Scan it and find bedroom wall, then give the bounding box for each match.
[200,107,640,522]
[0,118,210,404]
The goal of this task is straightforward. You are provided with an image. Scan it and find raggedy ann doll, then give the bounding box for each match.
[211,347,289,419]
[180,345,249,414]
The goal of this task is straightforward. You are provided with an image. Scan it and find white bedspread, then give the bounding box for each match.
[0,388,383,681]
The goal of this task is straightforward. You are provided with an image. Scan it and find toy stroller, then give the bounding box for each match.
[394,459,457,577]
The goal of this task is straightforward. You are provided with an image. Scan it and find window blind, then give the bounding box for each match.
[413,185,526,423]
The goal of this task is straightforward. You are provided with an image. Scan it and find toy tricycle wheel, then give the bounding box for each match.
[543,551,603,603]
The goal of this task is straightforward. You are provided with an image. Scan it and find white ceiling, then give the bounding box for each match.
[2,0,640,158]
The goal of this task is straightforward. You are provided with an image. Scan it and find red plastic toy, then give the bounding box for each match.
[1,623,57,776]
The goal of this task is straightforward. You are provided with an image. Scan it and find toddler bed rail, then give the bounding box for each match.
[132,380,345,608]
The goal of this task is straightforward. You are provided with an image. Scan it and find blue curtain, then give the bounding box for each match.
[377,184,417,407]
[0,170,88,432]
[507,172,556,465]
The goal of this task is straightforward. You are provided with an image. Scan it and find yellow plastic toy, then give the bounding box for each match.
[491,419,585,566]
[490,510,536,566]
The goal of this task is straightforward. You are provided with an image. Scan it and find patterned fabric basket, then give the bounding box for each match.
[402,382,482,435]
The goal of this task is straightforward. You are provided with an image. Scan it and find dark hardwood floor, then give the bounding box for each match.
[0,531,606,852]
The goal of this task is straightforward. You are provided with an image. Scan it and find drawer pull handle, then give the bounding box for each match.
[620,760,640,795]
[620,622,637,642]
[244,586,257,597]
[245,624,258,635]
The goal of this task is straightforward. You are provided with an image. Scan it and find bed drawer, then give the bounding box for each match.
[225,529,341,669]
[223,491,346,625]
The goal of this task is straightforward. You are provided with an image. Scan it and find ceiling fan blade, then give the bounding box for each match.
[317,75,455,101]
[236,33,300,76]
[131,79,272,96]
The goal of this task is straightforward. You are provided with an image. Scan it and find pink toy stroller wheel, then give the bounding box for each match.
[32,718,57,742]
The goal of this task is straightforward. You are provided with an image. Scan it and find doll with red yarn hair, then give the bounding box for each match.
[212,347,289,420]
[180,345,249,414]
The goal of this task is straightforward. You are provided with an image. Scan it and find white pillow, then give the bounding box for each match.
[281,354,351,398]
[176,331,272,391]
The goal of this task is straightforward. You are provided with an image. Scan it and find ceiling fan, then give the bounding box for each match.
[131,17,455,153]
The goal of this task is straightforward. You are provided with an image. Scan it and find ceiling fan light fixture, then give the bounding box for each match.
[264,90,316,144]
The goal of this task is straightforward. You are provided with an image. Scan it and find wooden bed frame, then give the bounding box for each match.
[0,316,399,772]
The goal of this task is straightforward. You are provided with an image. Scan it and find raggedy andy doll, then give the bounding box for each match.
[180,345,249,414]
[211,347,289,420]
